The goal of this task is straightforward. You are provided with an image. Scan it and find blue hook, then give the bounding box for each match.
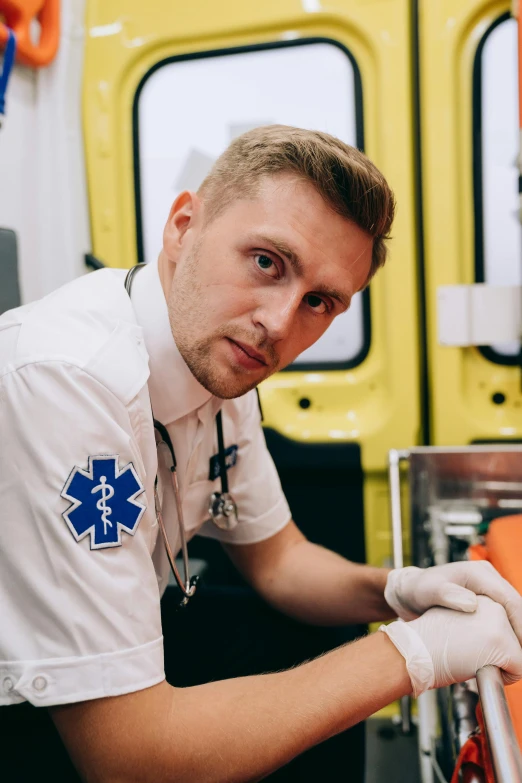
[0,27,17,125]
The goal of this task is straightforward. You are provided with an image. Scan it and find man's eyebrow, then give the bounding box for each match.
[253,233,352,310]
[254,234,304,276]
[320,288,352,311]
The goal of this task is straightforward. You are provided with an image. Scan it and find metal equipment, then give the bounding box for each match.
[388,445,522,783]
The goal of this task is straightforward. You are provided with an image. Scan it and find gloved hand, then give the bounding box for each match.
[380,596,522,697]
[385,561,522,642]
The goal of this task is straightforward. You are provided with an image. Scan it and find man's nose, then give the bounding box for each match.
[253,287,302,343]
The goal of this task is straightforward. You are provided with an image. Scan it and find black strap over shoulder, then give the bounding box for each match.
[124,263,146,297]
[255,387,264,421]
[215,410,228,494]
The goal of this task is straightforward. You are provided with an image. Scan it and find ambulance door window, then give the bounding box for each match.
[474,15,521,361]
[135,40,368,369]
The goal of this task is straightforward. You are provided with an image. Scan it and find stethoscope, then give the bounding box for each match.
[125,264,239,606]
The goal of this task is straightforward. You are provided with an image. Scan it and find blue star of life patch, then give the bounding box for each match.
[61,455,145,550]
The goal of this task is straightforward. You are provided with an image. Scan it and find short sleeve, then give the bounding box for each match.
[0,361,164,707]
[198,391,291,545]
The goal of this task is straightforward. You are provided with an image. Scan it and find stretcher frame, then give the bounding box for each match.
[388,445,522,783]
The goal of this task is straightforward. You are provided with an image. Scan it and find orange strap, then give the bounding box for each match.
[0,0,59,68]
[451,705,495,783]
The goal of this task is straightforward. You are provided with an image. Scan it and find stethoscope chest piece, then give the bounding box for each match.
[209,491,239,531]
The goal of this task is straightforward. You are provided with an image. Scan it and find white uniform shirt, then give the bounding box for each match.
[0,260,291,708]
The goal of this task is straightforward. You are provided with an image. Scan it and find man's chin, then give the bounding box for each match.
[203,372,266,400]
[180,342,275,398]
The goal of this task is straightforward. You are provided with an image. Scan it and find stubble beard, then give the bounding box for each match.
[167,252,277,399]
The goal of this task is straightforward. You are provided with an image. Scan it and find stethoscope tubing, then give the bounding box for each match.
[125,263,236,607]
[125,264,196,604]
[154,480,195,606]
[154,429,196,605]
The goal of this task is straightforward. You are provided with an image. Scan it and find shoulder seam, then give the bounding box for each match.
[0,358,134,410]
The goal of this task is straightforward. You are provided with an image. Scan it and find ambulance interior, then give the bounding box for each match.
[2,1,522,781]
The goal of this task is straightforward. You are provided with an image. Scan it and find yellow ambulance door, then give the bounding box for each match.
[420,0,522,445]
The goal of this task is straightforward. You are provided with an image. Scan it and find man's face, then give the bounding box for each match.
[163,174,373,399]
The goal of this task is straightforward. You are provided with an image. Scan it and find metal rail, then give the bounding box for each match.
[388,449,410,570]
[388,449,412,735]
[476,666,522,783]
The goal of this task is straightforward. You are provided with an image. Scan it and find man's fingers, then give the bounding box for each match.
[500,598,522,645]
[389,562,522,642]
[437,585,477,613]
[460,564,522,643]
[501,634,522,685]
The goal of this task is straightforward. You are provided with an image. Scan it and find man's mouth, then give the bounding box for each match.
[227,338,268,367]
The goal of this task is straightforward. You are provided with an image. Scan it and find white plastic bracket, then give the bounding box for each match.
[437,284,521,346]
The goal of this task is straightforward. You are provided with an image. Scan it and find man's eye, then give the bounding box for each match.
[255,254,277,274]
[305,294,328,314]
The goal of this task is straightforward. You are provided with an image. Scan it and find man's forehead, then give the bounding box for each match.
[241,176,371,247]
[257,174,335,219]
[223,172,330,214]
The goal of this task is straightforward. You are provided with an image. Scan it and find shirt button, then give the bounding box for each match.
[3,677,14,693]
[32,676,48,692]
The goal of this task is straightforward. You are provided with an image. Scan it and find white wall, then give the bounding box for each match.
[0,0,89,305]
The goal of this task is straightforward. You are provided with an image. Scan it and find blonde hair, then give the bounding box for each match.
[199,125,395,285]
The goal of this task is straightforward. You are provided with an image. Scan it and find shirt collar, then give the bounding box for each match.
[130,259,213,424]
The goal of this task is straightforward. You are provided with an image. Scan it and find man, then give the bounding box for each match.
[1,125,522,782]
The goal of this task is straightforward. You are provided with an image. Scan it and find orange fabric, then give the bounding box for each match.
[486,516,522,592]
[481,516,522,752]
[451,705,495,783]
[466,517,522,761]
[468,543,489,562]
[0,1,60,67]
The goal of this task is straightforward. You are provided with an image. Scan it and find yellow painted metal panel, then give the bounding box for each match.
[83,0,420,580]
[420,0,522,444]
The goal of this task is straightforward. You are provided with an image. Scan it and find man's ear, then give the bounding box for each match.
[163,191,201,258]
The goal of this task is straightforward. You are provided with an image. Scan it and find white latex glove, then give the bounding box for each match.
[380,596,522,697]
[385,561,522,642]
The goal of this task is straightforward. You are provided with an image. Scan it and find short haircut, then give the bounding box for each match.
[198,124,396,286]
